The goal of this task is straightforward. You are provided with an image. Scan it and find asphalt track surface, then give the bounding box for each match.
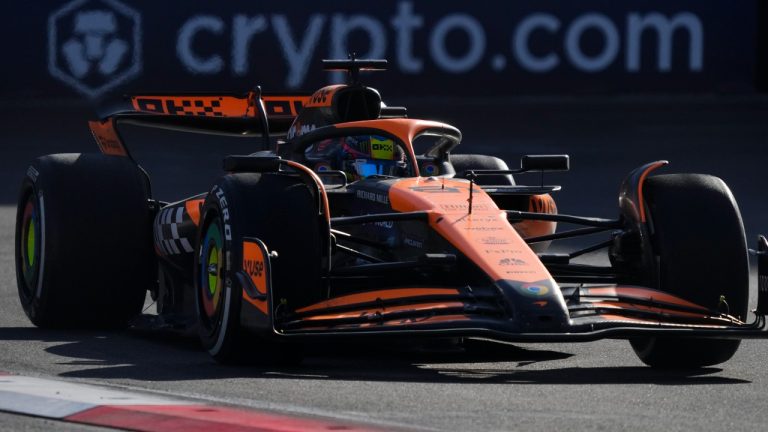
[1,97,767,431]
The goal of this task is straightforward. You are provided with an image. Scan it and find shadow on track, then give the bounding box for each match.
[0,327,750,385]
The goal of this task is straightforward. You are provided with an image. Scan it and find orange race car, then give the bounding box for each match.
[15,57,768,368]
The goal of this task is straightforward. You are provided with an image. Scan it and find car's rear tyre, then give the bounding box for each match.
[450,154,515,185]
[15,153,153,328]
[629,174,748,368]
[195,173,323,364]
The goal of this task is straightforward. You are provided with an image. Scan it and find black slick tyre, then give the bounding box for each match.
[450,154,515,185]
[195,173,323,364]
[629,174,748,368]
[15,153,153,328]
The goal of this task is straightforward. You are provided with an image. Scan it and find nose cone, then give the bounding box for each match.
[496,279,570,331]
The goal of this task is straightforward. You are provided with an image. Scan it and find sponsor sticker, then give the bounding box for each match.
[212,185,232,241]
[480,236,510,245]
[484,249,523,254]
[356,189,390,205]
[243,241,267,295]
[499,258,526,266]
[519,284,550,297]
[371,136,395,160]
[421,163,439,176]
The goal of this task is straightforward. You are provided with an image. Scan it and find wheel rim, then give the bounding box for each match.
[199,219,224,333]
[19,194,40,298]
[207,245,219,296]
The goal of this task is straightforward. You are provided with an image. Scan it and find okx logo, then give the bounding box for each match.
[48,0,142,98]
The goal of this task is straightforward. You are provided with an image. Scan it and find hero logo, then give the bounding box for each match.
[48,0,142,98]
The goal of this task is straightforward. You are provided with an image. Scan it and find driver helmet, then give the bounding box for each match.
[306,135,406,182]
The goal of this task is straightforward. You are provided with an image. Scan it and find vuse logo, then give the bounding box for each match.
[48,0,142,98]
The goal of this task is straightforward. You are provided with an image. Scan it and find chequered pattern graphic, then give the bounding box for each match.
[154,206,195,256]
[134,97,226,117]
[177,99,224,117]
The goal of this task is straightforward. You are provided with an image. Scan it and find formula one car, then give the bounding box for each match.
[15,58,768,368]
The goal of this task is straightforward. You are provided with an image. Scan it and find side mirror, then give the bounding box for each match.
[521,155,569,172]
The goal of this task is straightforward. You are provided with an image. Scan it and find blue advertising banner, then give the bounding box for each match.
[1,0,760,100]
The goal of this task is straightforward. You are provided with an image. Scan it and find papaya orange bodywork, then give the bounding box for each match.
[637,161,668,222]
[241,241,269,315]
[389,178,555,284]
[299,314,472,330]
[297,288,461,313]
[582,286,710,311]
[185,199,204,226]
[130,95,255,118]
[305,85,345,108]
[583,301,709,320]
[302,301,466,321]
[514,194,557,239]
[262,95,311,117]
[89,118,127,157]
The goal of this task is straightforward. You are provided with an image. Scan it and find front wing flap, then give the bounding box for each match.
[272,285,768,342]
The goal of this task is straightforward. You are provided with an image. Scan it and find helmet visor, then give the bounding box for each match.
[351,158,404,178]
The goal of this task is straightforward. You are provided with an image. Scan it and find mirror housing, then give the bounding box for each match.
[521,155,569,172]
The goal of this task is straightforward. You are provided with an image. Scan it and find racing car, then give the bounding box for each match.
[15,57,768,368]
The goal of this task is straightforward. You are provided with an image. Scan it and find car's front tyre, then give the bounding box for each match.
[629,174,749,368]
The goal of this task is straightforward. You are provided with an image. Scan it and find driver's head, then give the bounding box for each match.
[305,135,405,182]
[340,135,404,181]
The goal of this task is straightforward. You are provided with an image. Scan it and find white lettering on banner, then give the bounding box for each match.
[626,12,703,72]
[272,15,326,88]
[232,15,267,76]
[177,15,224,74]
[565,13,620,72]
[430,14,486,73]
[171,6,705,87]
[330,14,387,83]
[50,1,710,98]
[390,1,423,73]
[510,11,703,74]
[513,13,560,72]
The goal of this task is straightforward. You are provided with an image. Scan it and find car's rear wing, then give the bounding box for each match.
[89,89,311,159]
